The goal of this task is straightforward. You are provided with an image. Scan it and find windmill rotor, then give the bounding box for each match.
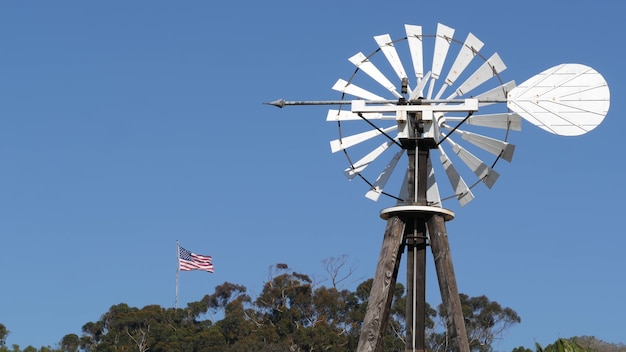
[329,24,516,206]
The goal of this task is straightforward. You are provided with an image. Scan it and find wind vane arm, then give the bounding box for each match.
[264,97,506,108]
[264,98,392,108]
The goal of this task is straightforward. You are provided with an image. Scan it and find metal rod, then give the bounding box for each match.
[264,98,506,108]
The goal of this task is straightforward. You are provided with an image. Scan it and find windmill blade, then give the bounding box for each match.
[330,125,398,153]
[365,150,404,201]
[507,63,610,136]
[427,23,455,99]
[374,34,408,83]
[349,52,403,98]
[426,156,442,207]
[332,79,386,100]
[446,138,500,188]
[454,53,506,97]
[409,71,431,100]
[457,130,515,162]
[327,109,389,122]
[431,23,455,80]
[344,140,395,180]
[446,113,522,131]
[474,80,516,106]
[438,147,474,206]
[405,24,424,83]
[434,32,484,99]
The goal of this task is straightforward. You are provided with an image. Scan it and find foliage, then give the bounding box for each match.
[429,293,521,352]
[1,262,526,352]
[536,338,590,352]
[570,336,626,352]
[0,324,7,347]
[531,337,626,352]
[512,337,626,352]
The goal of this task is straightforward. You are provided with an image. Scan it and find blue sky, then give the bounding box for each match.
[0,1,624,350]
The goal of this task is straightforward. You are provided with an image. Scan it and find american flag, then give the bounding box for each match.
[178,246,214,273]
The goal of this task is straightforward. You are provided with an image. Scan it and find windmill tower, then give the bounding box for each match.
[268,23,610,352]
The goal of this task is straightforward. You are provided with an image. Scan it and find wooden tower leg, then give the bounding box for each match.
[357,216,405,352]
[427,214,470,352]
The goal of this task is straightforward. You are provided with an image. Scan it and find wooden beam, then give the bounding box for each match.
[357,216,405,352]
[427,214,470,352]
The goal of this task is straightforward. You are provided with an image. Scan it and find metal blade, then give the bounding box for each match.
[426,156,442,207]
[458,130,515,162]
[330,125,398,153]
[438,147,474,206]
[365,150,404,201]
[427,23,455,99]
[434,32,484,99]
[431,23,455,80]
[374,34,408,83]
[344,141,395,180]
[332,79,385,100]
[409,71,431,100]
[507,63,610,136]
[446,113,522,131]
[349,52,402,98]
[474,80,516,106]
[405,24,424,83]
[446,138,499,188]
[326,109,388,122]
[455,53,506,97]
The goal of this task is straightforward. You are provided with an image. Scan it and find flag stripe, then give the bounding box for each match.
[179,246,214,273]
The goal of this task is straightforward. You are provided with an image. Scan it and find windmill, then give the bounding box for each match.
[267,23,610,352]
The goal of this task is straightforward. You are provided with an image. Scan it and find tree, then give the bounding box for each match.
[60,334,80,352]
[571,336,626,352]
[536,338,590,352]
[432,293,520,352]
[0,324,7,348]
[2,261,528,351]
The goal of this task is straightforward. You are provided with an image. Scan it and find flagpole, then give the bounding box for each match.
[176,240,180,309]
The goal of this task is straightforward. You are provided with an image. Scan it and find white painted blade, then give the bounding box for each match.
[365,150,404,201]
[374,34,408,82]
[431,23,455,79]
[446,113,522,131]
[326,109,388,122]
[330,125,398,153]
[349,52,402,98]
[405,24,424,82]
[474,80,516,106]
[447,138,499,188]
[344,141,395,180]
[455,53,506,96]
[439,147,474,206]
[427,24,455,99]
[507,63,610,136]
[332,79,385,100]
[409,71,431,100]
[444,32,484,87]
[426,156,442,207]
[458,130,515,162]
